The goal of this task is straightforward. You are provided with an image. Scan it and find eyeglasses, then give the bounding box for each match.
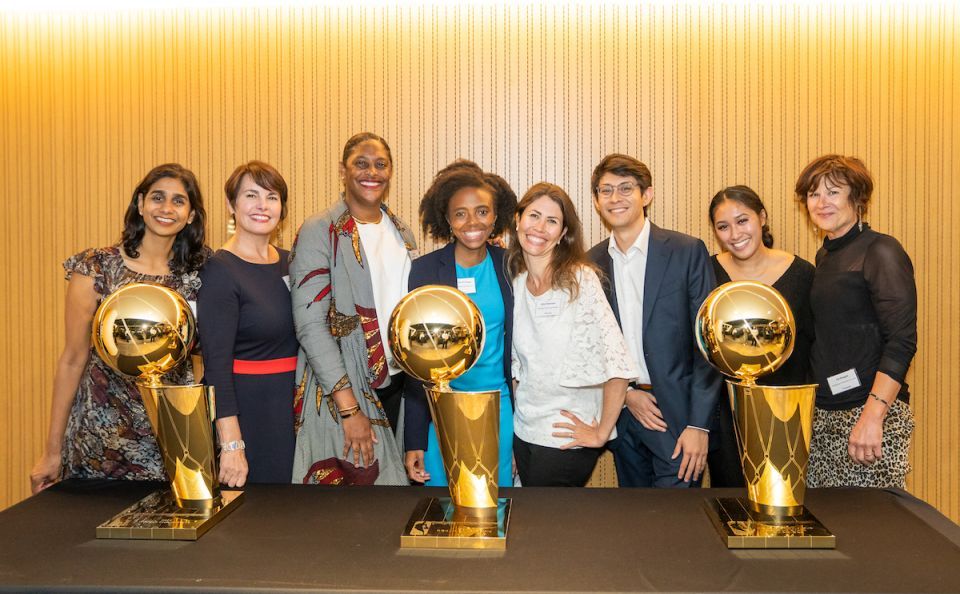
[596,182,641,199]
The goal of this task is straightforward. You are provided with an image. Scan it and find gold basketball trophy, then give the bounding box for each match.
[93,283,243,540]
[696,281,835,549]
[389,285,510,550]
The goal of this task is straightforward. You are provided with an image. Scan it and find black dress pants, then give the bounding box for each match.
[513,435,601,487]
[374,373,405,437]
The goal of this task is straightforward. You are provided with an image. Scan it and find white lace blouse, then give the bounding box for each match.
[511,265,638,449]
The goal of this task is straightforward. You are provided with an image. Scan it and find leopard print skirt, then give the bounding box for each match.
[807,399,914,489]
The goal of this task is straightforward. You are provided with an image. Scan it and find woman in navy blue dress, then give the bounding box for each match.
[404,160,517,486]
[198,161,298,485]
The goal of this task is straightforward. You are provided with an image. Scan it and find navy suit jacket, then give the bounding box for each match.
[587,223,721,438]
[403,243,514,451]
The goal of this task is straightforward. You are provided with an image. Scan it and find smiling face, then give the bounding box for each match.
[447,186,496,251]
[229,174,282,238]
[516,194,566,260]
[594,172,653,234]
[712,198,766,261]
[339,139,392,211]
[805,177,858,239]
[137,177,194,239]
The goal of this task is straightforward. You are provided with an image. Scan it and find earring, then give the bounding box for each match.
[227,214,236,235]
[857,205,863,232]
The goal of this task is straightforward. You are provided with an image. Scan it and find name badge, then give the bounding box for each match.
[187,300,198,318]
[282,275,292,291]
[535,299,562,318]
[827,368,861,395]
[457,277,477,294]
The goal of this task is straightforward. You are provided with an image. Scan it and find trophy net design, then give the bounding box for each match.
[92,282,243,540]
[389,285,510,549]
[696,281,834,548]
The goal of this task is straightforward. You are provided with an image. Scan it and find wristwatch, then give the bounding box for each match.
[220,439,246,452]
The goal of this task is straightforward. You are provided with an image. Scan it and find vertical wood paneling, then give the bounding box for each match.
[1,5,957,522]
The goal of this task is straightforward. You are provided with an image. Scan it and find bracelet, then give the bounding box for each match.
[339,405,362,419]
[869,392,890,408]
[220,439,245,452]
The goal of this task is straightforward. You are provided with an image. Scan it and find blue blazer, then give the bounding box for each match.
[403,243,515,452]
[587,224,721,438]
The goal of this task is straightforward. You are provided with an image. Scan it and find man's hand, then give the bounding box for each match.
[671,427,708,482]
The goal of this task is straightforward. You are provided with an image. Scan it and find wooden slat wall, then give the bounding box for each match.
[1,4,956,522]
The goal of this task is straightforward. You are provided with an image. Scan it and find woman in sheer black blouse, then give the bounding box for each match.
[795,155,917,489]
[706,185,815,487]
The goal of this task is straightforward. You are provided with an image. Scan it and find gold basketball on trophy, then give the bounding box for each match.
[695,280,795,383]
[388,284,485,388]
[92,282,195,382]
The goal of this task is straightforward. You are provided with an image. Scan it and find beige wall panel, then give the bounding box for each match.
[1,4,957,523]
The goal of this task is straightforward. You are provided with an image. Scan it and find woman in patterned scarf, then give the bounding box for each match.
[290,133,417,485]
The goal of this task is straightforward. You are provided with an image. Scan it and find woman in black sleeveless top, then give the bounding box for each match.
[706,185,815,487]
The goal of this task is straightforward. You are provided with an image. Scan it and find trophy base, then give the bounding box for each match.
[705,497,836,549]
[96,489,244,541]
[400,497,511,550]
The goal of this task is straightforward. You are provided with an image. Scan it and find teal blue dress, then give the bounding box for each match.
[424,253,514,487]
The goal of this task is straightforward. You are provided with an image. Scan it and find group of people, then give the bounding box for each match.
[29,133,918,495]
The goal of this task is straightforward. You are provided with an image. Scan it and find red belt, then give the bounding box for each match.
[233,356,298,375]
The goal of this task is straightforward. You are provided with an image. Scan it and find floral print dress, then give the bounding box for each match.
[60,245,203,481]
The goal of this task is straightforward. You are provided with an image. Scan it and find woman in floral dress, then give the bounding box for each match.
[30,163,209,492]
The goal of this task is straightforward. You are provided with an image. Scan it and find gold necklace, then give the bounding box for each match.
[352,212,383,225]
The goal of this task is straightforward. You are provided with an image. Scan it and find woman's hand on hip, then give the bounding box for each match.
[553,410,607,449]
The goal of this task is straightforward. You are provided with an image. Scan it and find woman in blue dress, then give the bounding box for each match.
[404,160,517,486]
[197,161,298,485]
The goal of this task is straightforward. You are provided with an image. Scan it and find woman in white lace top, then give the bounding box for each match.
[506,182,638,486]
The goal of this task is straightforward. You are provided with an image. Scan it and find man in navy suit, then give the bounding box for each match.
[587,154,720,487]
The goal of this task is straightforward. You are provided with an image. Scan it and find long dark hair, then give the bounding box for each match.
[708,185,774,248]
[506,182,594,299]
[121,163,208,273]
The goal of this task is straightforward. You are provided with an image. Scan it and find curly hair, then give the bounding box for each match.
[121,163,208,274]
[419,159,517,242]
[506,182,595,300]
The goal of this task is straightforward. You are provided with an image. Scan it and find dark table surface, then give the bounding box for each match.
[1,480,959,593]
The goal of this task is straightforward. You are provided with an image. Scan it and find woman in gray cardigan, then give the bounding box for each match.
[289,133,417,485]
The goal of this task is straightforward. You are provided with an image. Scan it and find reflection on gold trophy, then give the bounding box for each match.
[93,283,243,540]
[389,285,510,550]
[696,281,835,549]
